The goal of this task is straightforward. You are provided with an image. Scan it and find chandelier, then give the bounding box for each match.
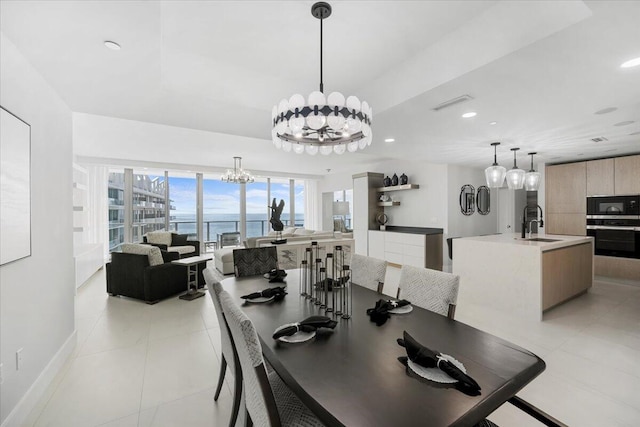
[221,157,255,184]
[271,2,373,155]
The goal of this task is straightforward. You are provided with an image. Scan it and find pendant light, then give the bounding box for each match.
[506,148,525,190]
[484,142,506,188]
[524,152,541,191]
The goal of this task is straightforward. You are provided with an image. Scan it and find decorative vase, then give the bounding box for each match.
[391,173,399,186]
[400,173,408,185]
[383,176,391,187]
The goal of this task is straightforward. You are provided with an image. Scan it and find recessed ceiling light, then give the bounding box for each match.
[614,121,635,127]
[620,57,640,68]
[462,112,477,118]
[104,40,121,50]
[384,138,395,143]
[594,107,617,115]
[489,121,497,125]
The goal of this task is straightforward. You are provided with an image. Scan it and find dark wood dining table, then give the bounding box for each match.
[221,269,545,427]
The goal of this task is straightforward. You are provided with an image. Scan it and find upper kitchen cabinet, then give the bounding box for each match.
[586,158,614,196]
[546,162,586,214]
[614,155,640,195]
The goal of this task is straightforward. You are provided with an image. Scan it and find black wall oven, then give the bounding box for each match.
[586,215,640,259]
[587,195,639,216]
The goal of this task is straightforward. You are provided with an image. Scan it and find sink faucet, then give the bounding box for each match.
[522,204,544,238]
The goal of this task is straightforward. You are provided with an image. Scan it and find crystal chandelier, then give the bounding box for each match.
[271,2,373,155]
[506,148,525,190]
[524,152,541,191]
[484,142,506,188]
[221,157,255,184]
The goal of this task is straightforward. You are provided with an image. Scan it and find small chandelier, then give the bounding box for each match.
[506,148,525,190]
[221,157,254,184]
[271,2,373,155]
[484,142,506,188]
[524,152,541,191]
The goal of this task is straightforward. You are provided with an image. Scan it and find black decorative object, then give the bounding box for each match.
[383,176,391,187]
[476,186,490,215]
[459,184,475,216]
[400,173,408,185]
[391,173,399,186]
[269,198,287,244]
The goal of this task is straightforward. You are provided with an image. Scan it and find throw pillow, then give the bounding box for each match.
[171,233,188,246]
[146,231,172,247]
[293,228,315,236]
[121,243,164,266]
[282,226,296,236]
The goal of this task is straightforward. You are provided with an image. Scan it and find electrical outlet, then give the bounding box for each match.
[16,348,23,371]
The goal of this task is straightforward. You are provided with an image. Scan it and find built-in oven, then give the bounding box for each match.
[586,215,640,259]
[587,195,640,216]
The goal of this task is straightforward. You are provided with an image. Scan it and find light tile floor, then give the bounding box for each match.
[24,268,640,426]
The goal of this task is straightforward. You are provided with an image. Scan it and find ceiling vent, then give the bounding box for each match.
[432,95,474,111]
[590,137,608,143]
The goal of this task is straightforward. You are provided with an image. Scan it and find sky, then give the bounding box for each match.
[166,176,305,216]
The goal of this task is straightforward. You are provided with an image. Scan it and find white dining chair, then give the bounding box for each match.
[204,268,242,427]
[349,253,387,294]
[397,265,459,320]
[219,291,325,427]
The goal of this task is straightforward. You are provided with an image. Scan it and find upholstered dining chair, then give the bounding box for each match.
[233,247,278,277]
[396,265,459,320]
[219,291,325,427]
[204,268,243,427]
[349,254,387,294]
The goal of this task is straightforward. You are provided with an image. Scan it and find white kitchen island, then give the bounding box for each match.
[453,233,593,321]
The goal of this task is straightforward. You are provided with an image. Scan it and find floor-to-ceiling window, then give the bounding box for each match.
[202,175,241,242]
[294,180,305,228]
[106,168,310,252]
[132,170,167,242]
[107,170,125,251]
[167,172,197,239]
[246,178,269,238]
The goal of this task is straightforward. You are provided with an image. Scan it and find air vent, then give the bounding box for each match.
[432,95,474,111]
[590,137,608,143]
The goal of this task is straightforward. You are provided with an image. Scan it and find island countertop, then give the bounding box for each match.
[381,226,443,235]
[453,233,594,321]
[456,233,592,252]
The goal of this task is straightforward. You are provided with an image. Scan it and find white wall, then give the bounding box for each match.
[446,165,498,268]
[360,159,449,230]
[0,33,75,425]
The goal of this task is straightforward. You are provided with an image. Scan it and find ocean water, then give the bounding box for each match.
[170,213,304,240]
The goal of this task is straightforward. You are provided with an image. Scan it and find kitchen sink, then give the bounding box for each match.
[525,238,562,242]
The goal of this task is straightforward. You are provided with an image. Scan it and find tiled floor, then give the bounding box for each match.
[24,267,640,426]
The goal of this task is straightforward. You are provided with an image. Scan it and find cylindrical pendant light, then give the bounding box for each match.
[484,142,506,188]
[524,152,541,191]
[506,148,525,190]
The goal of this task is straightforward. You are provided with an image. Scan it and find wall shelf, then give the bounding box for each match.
[377,201,401,207]
[376,183,420,192]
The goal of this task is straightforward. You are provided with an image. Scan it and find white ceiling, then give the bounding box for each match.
[1,0,639,176]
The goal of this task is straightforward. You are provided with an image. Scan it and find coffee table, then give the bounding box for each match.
[171,255,212,301]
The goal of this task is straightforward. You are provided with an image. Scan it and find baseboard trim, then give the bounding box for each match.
[1,330,77,427]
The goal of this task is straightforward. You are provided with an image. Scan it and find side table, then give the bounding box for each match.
[171,255,212,301]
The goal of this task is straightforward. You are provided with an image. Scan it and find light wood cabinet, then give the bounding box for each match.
[545,162,586,214]
[614,155,640,195]
[586,158,614,196]
[542,242,592,310]
[594,256,640,280]
[546,213,586,236]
